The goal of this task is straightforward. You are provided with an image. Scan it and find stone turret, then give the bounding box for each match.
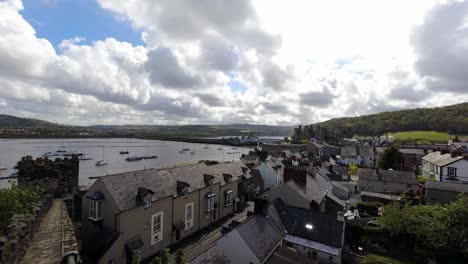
[17,155,79,197]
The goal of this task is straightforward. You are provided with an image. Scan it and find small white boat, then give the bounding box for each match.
[79,155,93,161]
[43,151,56,157]
[217,148,223,150]
[95,160,108,166]
[191,151,197,155]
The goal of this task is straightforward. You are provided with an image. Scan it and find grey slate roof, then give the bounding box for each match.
[358,147,374,157]
[341,146,357,157]
[399,149,425,155]
[241,154,259,161]
[358,168,418,185]
[190,244,231,264]
[423,151,463,167]
[274,203,344,248]
[99,161,248,211]
[379,170,418,185]
[426,181,468,193]
[333,165,349,177]
[237,214,283,262]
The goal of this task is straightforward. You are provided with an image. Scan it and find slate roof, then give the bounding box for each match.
[333,165,349,177]
[99,161,248,211]
[399,149,425,155]
[190,244,231,264]
[237,213,284,262]
[358,168,378,181]
[341,146,357,157]
[358,147,374,157]
[274,203,344,248]
[423,151,463,167]
[358,168,418,185]
[426,181,468,193]
[241,154,259,161]
[379,170,419,185]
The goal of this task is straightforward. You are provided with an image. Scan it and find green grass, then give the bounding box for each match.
[363,253,413,264]
[387,131,465,143]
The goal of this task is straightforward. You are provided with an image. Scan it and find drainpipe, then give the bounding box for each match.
[114,211,121,232]
[198,189,201,231]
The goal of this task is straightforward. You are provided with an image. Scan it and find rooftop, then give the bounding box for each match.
[99,161,248,211]
[426,181,468,193]
[422,151,463,167]
[274,203,344,248]
[399,148,425,155]
[358,168,418,185]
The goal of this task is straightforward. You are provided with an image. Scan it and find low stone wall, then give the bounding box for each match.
[0,194,52,264]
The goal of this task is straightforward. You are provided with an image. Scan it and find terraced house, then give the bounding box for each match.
[81,161,252,263]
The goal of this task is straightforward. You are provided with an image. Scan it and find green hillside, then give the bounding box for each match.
[0,114,62,128]
[315,102,468,136]
[388,131,465,143]
[0,114,294,137]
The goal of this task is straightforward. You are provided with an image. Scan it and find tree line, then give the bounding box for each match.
[302,102,468,137]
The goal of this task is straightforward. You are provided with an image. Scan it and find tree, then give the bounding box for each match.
[151,257,162,264]
[175,249,185,264]
[348,164,358,175]
[377,144,402,170]
[0,182,39,235]
[133,254,141,264]
[378,194,468,250]
[161,248,171,264]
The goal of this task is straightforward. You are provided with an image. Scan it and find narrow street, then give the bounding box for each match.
[171,202,254,263]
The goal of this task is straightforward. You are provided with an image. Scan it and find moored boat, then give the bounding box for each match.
[95,160,108,166]
[126,156,143,161]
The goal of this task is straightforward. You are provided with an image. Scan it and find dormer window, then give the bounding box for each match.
[144,197,152,209]
[87,191,104,221]
[137,187,154,208]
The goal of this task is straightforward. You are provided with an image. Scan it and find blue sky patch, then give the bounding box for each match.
[21,0,143,50]
[228,79,248,93]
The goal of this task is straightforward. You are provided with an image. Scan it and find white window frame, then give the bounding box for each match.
[144,196,152,209]
[224,190,233,207]
[206,192,216,212]
[88,199,103,221]
[447,167,457,177]
[185,202,194,230]
[151,212,164,245]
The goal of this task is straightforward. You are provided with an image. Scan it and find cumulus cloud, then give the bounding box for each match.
[411,1,468,93]
[0,0,467,126]
[145,47,200,89]
[300,88,335,107]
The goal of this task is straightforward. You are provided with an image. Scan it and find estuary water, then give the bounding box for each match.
[0,138,252,189]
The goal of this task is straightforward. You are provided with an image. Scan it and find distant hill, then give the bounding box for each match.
[0,114,64,128]
[0,114,294,137]
[313,102,468,136]
[89,124,294,137]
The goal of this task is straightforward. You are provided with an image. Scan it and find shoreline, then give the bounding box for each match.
[0,136,265,147]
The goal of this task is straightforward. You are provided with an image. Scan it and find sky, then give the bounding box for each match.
[0,0,467,126]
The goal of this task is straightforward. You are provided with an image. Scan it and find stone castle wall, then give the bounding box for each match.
[17,155,79,197]
[0,195,52,264]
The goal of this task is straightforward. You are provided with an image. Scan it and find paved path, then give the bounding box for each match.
[20,199,63,264]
